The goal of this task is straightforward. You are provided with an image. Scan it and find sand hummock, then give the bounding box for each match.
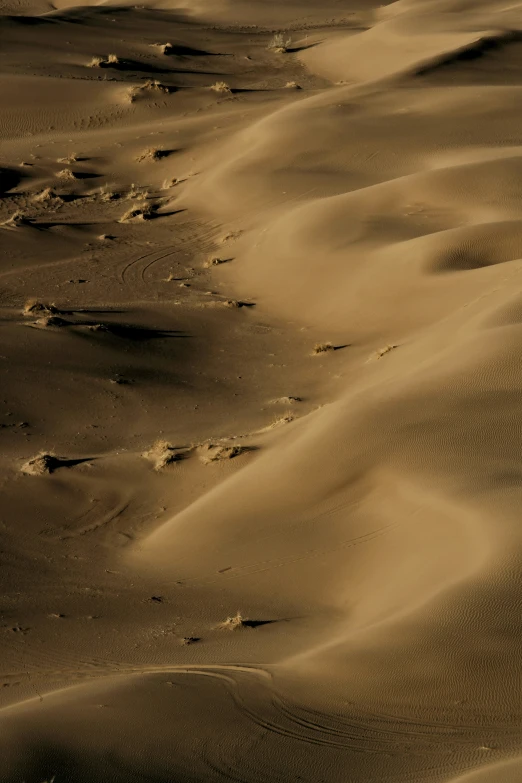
[21,453,60,475]
[216,611,249,631]
[197,442,250,464]
[143,440,187,470]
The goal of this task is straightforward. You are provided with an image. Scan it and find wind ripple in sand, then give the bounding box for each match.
[0,665,518,782]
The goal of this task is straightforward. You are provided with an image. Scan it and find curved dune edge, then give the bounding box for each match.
[0,664,519,783]
[449,757,522,783]
[136,0,521,778]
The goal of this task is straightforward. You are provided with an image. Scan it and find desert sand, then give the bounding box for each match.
[0,0,521,781]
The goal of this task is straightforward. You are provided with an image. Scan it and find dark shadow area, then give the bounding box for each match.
[96,58,166,74]
[163,43,219,57]
[20,220,81,229]
[54,456,94,469]
[24,311,190,342]
[23,454,94,474]
[241,619,278,628]
[165,67,221,76]
[231,87,271,94]
[55,193,87,203]
[66,172,100,180]
[2,735,183,783]
[77,321,190,341]
[415,30,522,75]
[29,204,185,228]
[287,42,320,53]
[70,307,127,315]
[0,167,24,194]
[155,208,187,219]
[0,13,46,25]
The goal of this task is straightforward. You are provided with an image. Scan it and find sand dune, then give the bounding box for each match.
[0,0,520,781]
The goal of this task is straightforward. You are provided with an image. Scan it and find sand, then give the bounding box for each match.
[0,0,521,781]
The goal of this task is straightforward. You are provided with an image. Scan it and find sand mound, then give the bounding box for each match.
[270,395,302,405]
[32,187,63,204]
[119,201,158,222]
[1,210,31,228]
[57,168,78,180]
[87,53,120,68]
[143,440,186,470]
[129,80,171,103]
[22,299,61,316]
[21,453,60,475]
[197,443,251,464]
[215,611,249,630]
[33,315,69,328]
[312,342,334,355]
[204,256,229,268]
[136,147,171,162]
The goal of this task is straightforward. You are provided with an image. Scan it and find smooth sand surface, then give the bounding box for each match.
[0,1,521,781]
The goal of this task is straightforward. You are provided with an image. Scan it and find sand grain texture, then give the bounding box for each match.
[0,0,520,781]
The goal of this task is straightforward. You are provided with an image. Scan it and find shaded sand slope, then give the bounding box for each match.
[0,0,521,782]
[0,669,518,782]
